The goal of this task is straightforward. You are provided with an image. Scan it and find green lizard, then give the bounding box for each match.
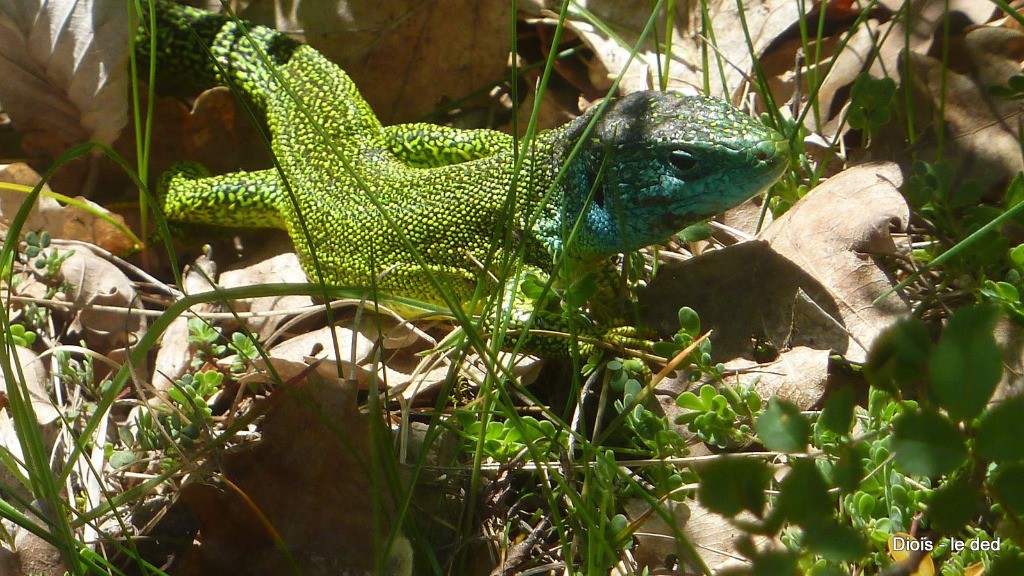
[137,1,790,355]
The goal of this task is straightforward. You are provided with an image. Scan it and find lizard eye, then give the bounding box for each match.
[669,150,698,173]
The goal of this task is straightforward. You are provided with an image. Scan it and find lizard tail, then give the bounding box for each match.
[134,0,300,109]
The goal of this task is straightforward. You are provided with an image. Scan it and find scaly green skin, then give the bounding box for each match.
[137,1,790,339]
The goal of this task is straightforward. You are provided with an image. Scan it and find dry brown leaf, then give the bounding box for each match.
[182,87,274,174]
[521,1,662,95]
[666,498,772,574]
[232,0,509,124]
[122,90,190,177]
[723,347,833,409]
[11,530,68,576]
[815,20,889,137]
[512,87,581,136]
[173,378,412,576]
[902,27,1024,190]
[0,347,60,512]
[461,352,543,393]
[991,318,1024,401]
[241,319,444,392]
[871,0,999,84]
[153,254,219,390]
[0,546,19,574]
[0,0,128,154]
[218,252,314,340]
[716,195,774,236]
[0,163,136,255]
[61,247,146,354]
[696,0,804,98]
[763,0,999,151]
[0,346,59,426]
[622,498,694,572]
[759,161,910,363]
[806,0,937,137]
[1,507,69,576]
[523,0,799,100]
[155,247,455,397]
[963,562,986,576]
[118,87,271,200]
[641,240,845,361]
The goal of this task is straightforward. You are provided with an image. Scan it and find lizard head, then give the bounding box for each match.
[554,91,790,259]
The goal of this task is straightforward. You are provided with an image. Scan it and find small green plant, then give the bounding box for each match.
[22,230,74,280]
[846,73,897,141]
[760,113,812,213]
[981,241,1024,323]
[904,161,1007,273]
[601,357,694,504]
[592,449,635,554]
[651,307,724,379]
[675,383,761,449]
[693,304,1024,574]
[457,413,568,463]
[52,348,116,407]
[609,358,688,454]
[186,316,227,369]
[13,230,74,341]
[131,408,200,452]
[7,323,36,348]
[127,370,224,452]
[166,370,223,423]
[228,331,261,373]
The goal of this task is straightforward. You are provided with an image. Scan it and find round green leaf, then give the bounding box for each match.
[977,395,1024,462]
[677,222,712,243]
[819,385,855,436]
[777,459,832,527]
[751,549,798,576]
[804,521,869,563]
[991,462,1024,513]
[927,479,980,533]
[864,317,930,394]
[892,410,967,477]
[830,444,865,494]
[677,307,701,336]
[698,456,771,518]
[756,398,810,453]
[807,561,847,576]
[676,391,703,411]
[989,552,1024,576]
[929,305,1001,421]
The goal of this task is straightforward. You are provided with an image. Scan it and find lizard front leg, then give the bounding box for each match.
[382,124,514,168]
[158,163,288,229]
[491,266,658,360]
